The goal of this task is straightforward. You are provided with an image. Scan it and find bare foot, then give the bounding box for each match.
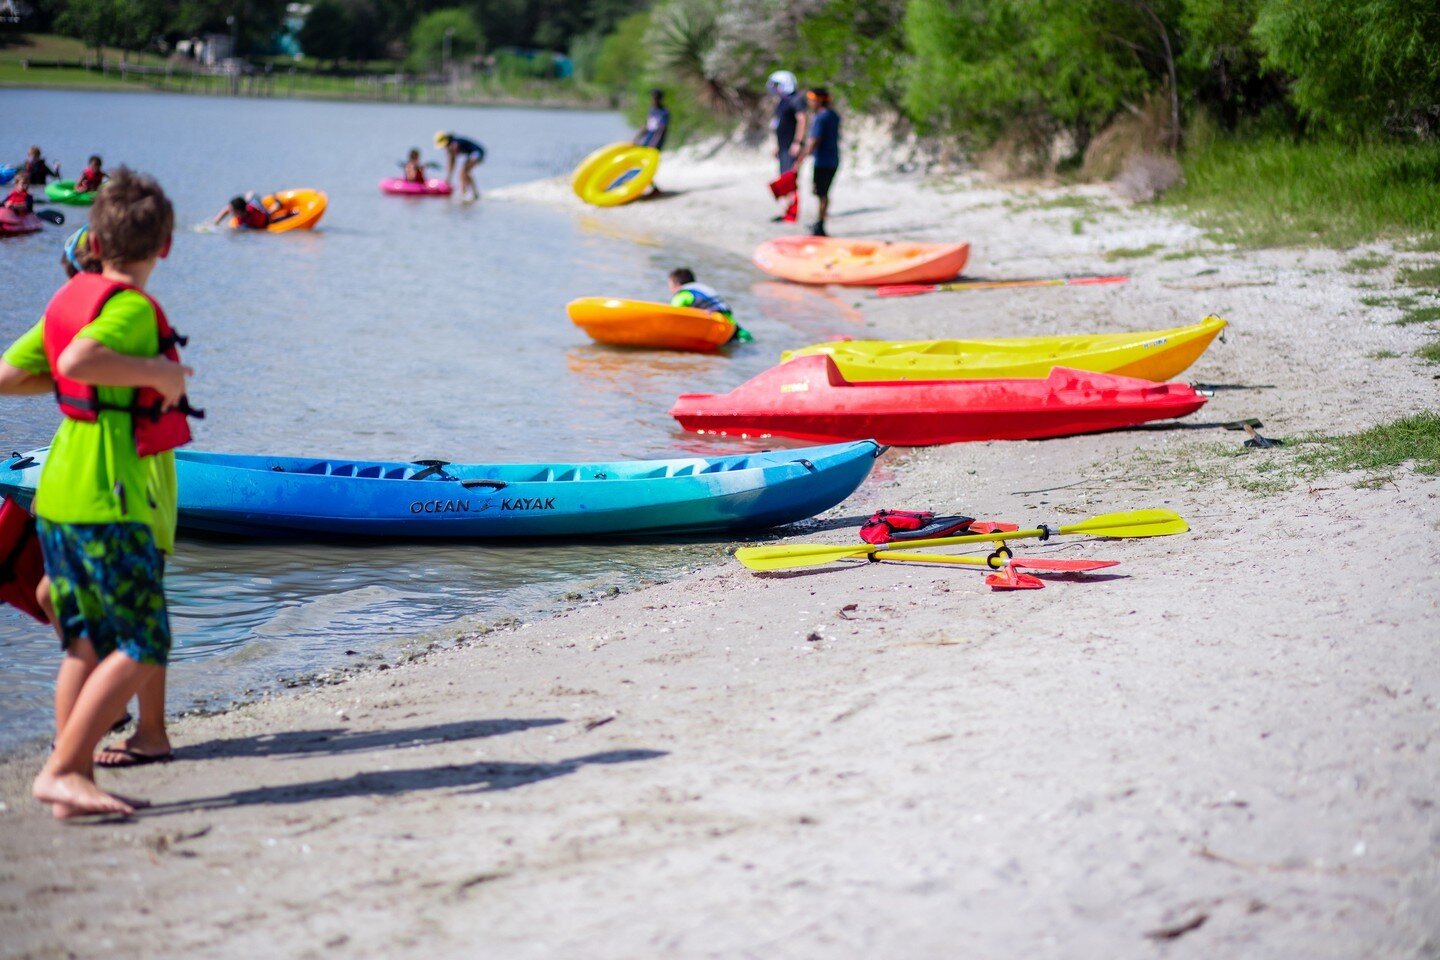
[96,736,172,767]
[33,770,136,819]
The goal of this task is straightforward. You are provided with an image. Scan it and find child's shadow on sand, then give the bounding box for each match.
[129,718,665,816]
[181,717,566,761]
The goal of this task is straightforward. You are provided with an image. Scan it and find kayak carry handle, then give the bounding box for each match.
[408,460,453,481]
[460,479,507,490]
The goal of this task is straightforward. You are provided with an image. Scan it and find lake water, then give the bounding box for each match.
[0,88,868,746]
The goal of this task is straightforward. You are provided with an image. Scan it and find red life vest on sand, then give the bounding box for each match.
[0,497,48,623]
[42,274,202,457]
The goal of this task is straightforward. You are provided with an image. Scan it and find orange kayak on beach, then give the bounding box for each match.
[567,297,739,352]
[753,236,971,286]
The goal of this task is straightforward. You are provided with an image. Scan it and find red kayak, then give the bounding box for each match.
[0,208,42,237]
[669,354,1207,446]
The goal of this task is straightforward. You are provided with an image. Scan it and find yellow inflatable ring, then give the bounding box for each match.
[571,143,660,207]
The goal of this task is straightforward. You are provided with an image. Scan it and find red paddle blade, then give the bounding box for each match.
[1067,275,1129,286]
[968,521,1021,534]
[985,568,1045,590]
[875,284,940,298]
[1010,559,1120,572]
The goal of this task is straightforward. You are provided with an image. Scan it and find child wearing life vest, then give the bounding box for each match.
[0,168,198,819]
[4,173,33,213]
[73,155,106,195]
[668,268,752,343]
[212,192,294,230]
[403,148,427,184]
[23,146,60,188]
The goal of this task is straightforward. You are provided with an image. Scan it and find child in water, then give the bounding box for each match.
[73,156,106,195]
[403,149,428,184]
[668,268,752,343]
[211,193,290,230]
[4,173,33,213]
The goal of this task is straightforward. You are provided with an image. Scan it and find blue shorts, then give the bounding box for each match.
[37,520,171,666]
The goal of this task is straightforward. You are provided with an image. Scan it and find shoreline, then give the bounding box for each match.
[2,141,1437,958]
[0,79,617,111]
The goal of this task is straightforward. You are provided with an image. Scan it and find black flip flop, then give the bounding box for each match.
[95,746,174,768]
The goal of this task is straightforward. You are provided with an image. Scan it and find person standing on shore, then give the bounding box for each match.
[435,132,485,202]
[0,169,196,819]
[767,70,806,222]
[795,87,841,237]
[634,89,670,196]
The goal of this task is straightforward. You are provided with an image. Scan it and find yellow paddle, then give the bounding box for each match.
[734,509,1187,572]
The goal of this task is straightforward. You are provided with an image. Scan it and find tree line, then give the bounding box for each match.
[28,0,1440,150]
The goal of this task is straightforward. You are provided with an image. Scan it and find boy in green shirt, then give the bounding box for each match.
[667,268,752,344]
[0,168,194,819]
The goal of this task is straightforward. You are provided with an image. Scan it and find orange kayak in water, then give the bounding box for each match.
[233,189,327,232]
[567,297,739,352]
[752,236,970,286]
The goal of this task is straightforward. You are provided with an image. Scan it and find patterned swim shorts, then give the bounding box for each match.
[36,519,171,666]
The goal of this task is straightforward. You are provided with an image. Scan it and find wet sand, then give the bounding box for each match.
[2,137,1438,959]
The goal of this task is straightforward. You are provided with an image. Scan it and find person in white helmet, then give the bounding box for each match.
[766,70,807,176]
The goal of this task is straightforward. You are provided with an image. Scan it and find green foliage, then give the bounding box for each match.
[406,7,483,72]
[593,10,647,94]
[901,0,1175,149]
[646,0,735,113]
[1417,341,1440,364]
[1253,0,1440,137]
[298,0,349,65]
[1168,116,1440,247]
[55,0,166,56]
[797,0,907,111]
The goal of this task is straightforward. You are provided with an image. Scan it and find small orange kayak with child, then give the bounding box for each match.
[567,297,739,352]
[753,236,970,286]
[233,189,328,233]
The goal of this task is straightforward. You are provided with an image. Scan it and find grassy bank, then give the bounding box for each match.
[0,33,610,108]
[1167,126,1440,249]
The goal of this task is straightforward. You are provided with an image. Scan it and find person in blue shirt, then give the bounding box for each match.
[435,131,486,202]
[796,87,841,237]
[634,89,670,196]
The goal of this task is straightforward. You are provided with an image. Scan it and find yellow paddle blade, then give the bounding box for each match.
[734,509,1188,573]
[734,542,875,571]
[1057,509,1188,538]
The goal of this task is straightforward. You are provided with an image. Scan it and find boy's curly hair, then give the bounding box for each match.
[88,167,173,265]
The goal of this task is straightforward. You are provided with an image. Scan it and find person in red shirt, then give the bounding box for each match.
[4,173,34,213]
[73,156,106,194]
[211,192,289,230]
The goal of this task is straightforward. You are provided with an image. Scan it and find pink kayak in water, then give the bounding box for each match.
[379,178,452,197]
[0,207,42,236]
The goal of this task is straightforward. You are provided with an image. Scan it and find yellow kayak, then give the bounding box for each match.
[781,316,1227,382]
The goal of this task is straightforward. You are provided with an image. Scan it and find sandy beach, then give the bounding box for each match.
[2,138,1438,959]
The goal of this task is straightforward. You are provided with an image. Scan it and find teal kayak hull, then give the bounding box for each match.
[0,442,882,539]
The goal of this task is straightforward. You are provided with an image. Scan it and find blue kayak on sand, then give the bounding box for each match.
[0,442,883,539]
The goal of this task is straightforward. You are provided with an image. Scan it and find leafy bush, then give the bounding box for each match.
[406,7,483,72]
[1253,0,1440,137]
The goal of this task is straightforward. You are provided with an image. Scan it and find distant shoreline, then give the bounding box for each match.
[0,78,616,112]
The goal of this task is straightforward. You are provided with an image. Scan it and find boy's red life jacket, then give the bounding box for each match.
[41,273,202,457]
[75,167,103,193]
[5,188,30,210]
[0,497,48,623]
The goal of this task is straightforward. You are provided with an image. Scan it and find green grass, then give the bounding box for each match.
[1366,350,1400,359]
[1361,294,1421,308]
[1295,412,1440,480]
[1417,341,1440,364]
[1344,254,1392,272]
[1397,263,1440,289]
[1161,249,1205,260]
[1396,306,1440,326]
[1166,126,1440,248]
[1104,243,1166,261]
